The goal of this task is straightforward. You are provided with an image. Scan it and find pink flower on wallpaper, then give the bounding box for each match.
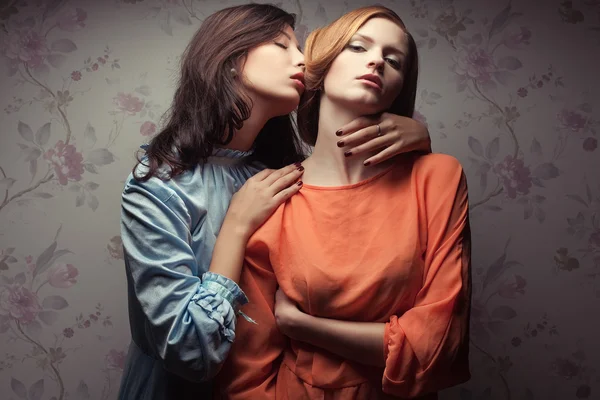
[44,140,85,185]
[48,263,79,288]
[558,109,587,132]
[140,121,157,137]
[503,26,532,49]
[498,275,527,298]
[57,8,88,32]
[454,45,496,84]
[413,110,427,126]
[517,87,528,97]
[551,358,581,379]
[114,92,144,115]
[0,285,41,324]
[71,71,82,81]
[2,28,48,68]
[583,137,597,152]
[433,6,466,37]
[105,349,126,370]
[493,155,532,199]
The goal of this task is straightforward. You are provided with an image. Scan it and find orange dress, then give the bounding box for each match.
[216,153,471,399]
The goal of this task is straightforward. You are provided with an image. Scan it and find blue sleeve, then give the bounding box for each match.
[120,177,248,382]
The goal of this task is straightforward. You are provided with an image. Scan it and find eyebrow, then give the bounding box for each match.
[280,31,303,52]
[351,33,406,57]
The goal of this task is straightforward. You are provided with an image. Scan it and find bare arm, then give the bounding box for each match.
[208,163,303,283]
[274,289,386,367]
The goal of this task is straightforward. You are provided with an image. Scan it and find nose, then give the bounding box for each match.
[294,49,305,70]
[367,53,385,74]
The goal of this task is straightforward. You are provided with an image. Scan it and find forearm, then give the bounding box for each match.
[208,217,250,283]
[291,312,386,367]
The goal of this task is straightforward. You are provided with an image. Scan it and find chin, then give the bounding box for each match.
[269,94,300,116]
[343,98,383,115]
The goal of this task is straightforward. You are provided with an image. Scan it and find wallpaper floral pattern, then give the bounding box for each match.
[0,0,598,399]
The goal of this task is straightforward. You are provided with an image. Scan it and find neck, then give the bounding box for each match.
[303,96,389,186]
[222,98,271,152]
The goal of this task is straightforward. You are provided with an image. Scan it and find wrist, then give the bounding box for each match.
[278,307,309,339]
[220,216,252,242]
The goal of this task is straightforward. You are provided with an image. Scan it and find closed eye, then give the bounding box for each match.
[347,44,365,52]
[385,58,402,70]
[275,42,288,49]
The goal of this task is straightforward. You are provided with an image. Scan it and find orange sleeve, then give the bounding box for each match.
[214,238,285,400]
[382,156,471,397]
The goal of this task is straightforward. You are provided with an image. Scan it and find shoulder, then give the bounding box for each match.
[413,153,464,175]
[246,202,288,252]
[122,161,180,204]
[411,153,466,188]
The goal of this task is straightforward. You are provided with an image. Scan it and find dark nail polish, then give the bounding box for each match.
[364,161,371,166]
[297,166,304,172]
[297,181,303,186]
[335,130,343,136]
[294,162,302,167]
[337,141,344,147]
[344,151,352,157]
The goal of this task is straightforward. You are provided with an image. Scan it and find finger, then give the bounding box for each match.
[263,163,301,186]
[276,288,290,304]
[344,135,392,158]
[275,288,285,302]
[362,144,403,167]
[336,124,383,148]
[251,168,276,182]
[335,115,379,137]
[269,167,304,196]
[272,180,303,205]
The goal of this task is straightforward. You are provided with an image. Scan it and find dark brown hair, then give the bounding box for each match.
[297,6,419,146]
[135,4,305,181]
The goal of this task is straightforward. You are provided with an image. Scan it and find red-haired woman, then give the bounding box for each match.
[218,6,471,400]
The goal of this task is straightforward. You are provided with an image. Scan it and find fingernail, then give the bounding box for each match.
[364,161,371,166]
[294,162,302,167]
[297,166,304,172]
[297,181,303,186]
[335,130,343,136]
[336,141,344,147]
[344,151,352,157]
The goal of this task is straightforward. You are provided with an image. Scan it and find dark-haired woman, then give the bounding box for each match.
[117,4,431,399]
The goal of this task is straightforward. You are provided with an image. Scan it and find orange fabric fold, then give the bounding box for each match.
[216,153,471,399]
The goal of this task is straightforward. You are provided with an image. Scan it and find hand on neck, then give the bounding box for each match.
[302,96,391,187]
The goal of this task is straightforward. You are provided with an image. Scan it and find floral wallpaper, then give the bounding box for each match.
[0,0,598,399]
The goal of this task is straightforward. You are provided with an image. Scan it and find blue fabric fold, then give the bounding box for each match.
[118,144,263,399]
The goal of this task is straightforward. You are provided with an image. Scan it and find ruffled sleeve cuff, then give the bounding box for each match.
[200,272,248,313]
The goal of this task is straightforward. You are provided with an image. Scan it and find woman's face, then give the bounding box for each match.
[241,25,305,117]
[323,17,408,115]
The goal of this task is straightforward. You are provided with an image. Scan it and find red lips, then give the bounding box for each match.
[357,73,383,90]
[291,72,305,92]
[291,72,305,85]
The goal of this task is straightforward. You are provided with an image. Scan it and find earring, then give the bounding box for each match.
[230,68,238,78]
